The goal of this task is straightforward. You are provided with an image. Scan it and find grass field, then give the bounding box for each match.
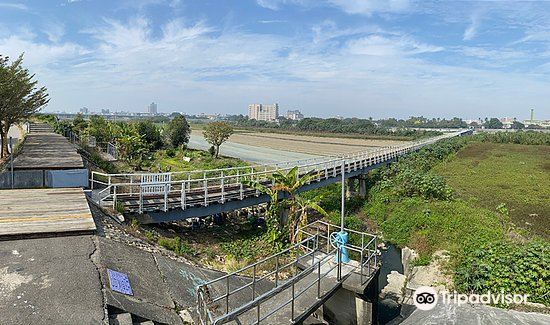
[433,142,550,239]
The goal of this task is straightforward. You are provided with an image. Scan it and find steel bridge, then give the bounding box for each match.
[196,220,379,325]
[90,130,470,223]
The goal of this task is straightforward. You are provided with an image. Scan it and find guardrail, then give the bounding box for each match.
[90,131,469,213]
[196,220,378,325]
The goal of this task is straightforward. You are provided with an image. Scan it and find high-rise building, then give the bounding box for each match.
[147,102,158,115]
[79,107,89,114]
[286,110,304,121]
[248,103,279,121]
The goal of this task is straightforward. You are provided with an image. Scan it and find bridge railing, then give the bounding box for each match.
[196,220,378,325]
[90,131,468,213]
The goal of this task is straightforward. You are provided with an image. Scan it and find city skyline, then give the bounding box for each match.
[0,1,549,119]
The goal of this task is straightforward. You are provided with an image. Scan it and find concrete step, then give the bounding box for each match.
[109,312,133,325]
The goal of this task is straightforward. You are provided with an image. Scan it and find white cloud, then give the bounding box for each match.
[346,35,443,56]
[327,0,410,15]
[463,12,481,41]
[0,2,27,10]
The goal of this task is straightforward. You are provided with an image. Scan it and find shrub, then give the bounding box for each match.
[158,236,193,255]
[455,241,550,306]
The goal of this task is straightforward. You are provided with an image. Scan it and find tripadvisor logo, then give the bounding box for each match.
[414,286,438,310]
[413,286,530,311]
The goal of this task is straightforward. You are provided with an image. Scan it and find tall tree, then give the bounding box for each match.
[136,119,163,150]
[0,54,49,157]
[203,122,233,158]
[165,114,190,149]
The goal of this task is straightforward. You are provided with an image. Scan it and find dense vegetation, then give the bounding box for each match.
[307,131,550,306]
[39,114,239,173]
[227,115,444,139]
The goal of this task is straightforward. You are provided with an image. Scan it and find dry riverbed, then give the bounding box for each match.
[195,129,407,156]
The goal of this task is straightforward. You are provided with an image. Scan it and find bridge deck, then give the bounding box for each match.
[0,188,96,238]
[13,132,84,170]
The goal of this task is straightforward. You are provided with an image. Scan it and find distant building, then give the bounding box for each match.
[101,109,110,115]
[147,102,158,115]
[79,107,89,114]
[248,103,279,121]
[523,109,550,128]
[286,110,304,121]
[500,117,517,129]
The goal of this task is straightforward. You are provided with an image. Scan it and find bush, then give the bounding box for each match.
[158,236,193,255]
[455,241,550,306]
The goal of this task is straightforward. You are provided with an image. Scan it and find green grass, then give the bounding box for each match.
[363,195,505,259]
[112,147,248,174]
[153,148,248,172]
[433,142,550,239]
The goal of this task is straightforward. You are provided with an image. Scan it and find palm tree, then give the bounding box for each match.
[244,166,328,243]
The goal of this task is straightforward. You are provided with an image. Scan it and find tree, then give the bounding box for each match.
[165,114,190,149]
[511,121,525,129]
[136,119,163,150]
[203,122,233,158]
[72,113,88,134]
[484,118,503,129]
[0,54,49,158]
[116,123,150,171]
[245,167,327,244]
[86,115,110,143]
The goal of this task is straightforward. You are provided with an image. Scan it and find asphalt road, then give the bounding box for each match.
[188,133,320,164]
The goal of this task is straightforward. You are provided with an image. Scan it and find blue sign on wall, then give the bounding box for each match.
[108,269,133,296]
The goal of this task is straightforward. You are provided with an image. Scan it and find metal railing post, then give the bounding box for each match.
[226,276,230,314]
[204,179,208,206]
[221,171,225,203]
[113,185,117,209]
[181,183,186,210]
[164,183,168,212]
[139,186,143,214]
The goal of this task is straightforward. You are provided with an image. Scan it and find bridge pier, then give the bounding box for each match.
[346,175,368,199]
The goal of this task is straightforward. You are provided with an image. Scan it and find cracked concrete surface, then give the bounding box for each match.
[0,236,105,325]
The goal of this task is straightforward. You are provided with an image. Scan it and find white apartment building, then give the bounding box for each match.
[147,102,158,115]
[248,103,279,121]
[286,110,304,120]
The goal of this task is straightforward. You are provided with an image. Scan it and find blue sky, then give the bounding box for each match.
[0,0,549,119]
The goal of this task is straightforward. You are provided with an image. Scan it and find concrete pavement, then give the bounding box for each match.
[0,236,105,325]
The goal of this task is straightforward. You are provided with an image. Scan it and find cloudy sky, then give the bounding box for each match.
[0,0,549,119]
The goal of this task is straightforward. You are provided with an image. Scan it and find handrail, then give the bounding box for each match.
[92,130,470,212]
[197,220,380,325]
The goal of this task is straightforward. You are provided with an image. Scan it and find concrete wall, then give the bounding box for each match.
[45,169,88,188]
[0,170,45,188]
[0,169,88,189]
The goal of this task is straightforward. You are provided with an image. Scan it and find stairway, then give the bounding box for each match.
[29,123,54,133]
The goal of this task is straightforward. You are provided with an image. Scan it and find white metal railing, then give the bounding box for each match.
[196,220,378,325]
[90,130,470,213]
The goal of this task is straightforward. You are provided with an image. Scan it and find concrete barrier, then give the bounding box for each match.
[0,169,88,189]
